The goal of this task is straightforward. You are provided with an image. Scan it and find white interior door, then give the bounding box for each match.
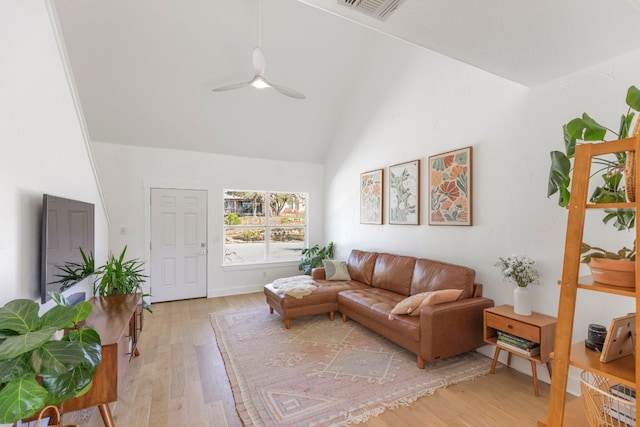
[150,188,207,302]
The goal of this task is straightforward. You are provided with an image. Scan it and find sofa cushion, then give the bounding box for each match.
[389,292,430,315]
[409,289,463,316]
[323,260,351,280]
[371,253,416,296]
[410,258,476,299]
[347,250,378,286]
[388,289,464,318]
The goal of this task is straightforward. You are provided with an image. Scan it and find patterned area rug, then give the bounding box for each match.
[210,308,494,427]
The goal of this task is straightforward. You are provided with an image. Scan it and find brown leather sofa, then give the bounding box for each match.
[264,249,494,368]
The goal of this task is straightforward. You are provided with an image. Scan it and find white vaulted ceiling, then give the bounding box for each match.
[51,0,640,164]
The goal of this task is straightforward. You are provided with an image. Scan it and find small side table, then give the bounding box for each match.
[483,305,557,396]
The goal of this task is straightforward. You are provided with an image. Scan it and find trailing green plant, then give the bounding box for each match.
[94,246,151,312]
[0,292,101,424]
[51,247,95,292]
[299,242,334,275]
[548,86,640,259]
[580,241,636,264]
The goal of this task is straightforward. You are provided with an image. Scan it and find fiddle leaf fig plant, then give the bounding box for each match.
[299,242,335,275]
[0,292,101,424]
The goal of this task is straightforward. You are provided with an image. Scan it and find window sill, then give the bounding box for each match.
[221,260,299,271]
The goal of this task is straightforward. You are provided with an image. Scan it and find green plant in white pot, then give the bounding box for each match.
[0,293,101,423]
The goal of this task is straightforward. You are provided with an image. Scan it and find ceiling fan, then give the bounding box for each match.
[212,1,305,100]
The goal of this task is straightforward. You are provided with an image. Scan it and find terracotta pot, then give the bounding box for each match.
[588,258,636,288]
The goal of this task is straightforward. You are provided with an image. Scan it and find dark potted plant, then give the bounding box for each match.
[299,242,334,275]
[51,247,95,292]
[0,292,101,424]
[548,85,640,284]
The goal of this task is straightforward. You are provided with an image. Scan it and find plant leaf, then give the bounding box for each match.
[64,327,101,369]
[548,151,571,205]
[581,113,607,140]
[627,85,640,111]
[0,327,58,361]
[563,124,576,158]
[39,305,77,331]
[0,353,31,383]
[42,365,95,404]
[31,340,84,376]
[0,374,48,423]
[0,299,40,334]
[73,301,93,323]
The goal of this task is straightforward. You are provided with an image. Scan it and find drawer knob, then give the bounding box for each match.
[508,324,513,329]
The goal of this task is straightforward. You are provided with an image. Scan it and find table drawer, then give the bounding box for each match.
[486,312,539,343]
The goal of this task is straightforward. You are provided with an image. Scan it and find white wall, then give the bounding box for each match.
[323,33,640,394]
[91,142,324,297]
[0,0,108,307]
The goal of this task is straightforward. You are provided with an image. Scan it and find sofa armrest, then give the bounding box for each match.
[311,267,326,280]
[418,297,494,363]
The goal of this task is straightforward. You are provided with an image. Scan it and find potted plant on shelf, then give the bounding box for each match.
[0,293,101,424]
[547,85,640,285]
[94,245,151,312]
[299,242,334,275]
[494,254,540,316]
[52,245,151,311]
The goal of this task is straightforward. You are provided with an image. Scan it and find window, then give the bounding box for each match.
[223,190,307,265]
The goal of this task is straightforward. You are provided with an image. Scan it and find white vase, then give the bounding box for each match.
[513,286,532,316]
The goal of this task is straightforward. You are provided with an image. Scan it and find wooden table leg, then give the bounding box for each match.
[490,347,501,374]
[545,361,552,379]
[531,361,539,397]
[134,347,140,357]
[507,352,512,367]
[98,403,115,427]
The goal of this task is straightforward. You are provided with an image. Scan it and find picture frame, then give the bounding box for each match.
[389,159,420,225]
[428,146,473,226]
[360,169,384,224]
[600,313,636,363]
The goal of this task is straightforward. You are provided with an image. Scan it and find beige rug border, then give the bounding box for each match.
[210,309,495,427]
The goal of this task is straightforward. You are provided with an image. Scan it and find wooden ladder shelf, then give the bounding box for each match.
[541,135,640,426]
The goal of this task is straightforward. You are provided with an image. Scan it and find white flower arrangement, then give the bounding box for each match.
[494,255,540,287]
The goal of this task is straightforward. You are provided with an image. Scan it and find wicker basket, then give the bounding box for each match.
[580,371,637,427]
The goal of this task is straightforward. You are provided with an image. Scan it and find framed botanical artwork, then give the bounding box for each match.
[360,169,383,224]
[389,160,420,225]
[428,146,472,226]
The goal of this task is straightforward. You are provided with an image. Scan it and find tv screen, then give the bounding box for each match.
[40,194,95,303]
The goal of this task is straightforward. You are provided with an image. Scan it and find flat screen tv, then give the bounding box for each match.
[40,194,95,303]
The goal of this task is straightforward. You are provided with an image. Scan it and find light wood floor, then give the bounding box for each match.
[64,293,561,426]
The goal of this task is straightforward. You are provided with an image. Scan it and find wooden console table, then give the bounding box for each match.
[63,293,143,426]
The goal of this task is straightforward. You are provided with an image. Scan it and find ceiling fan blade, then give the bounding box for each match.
[252,47,266,76]
[212,81,251,92]
[269,81,306,99]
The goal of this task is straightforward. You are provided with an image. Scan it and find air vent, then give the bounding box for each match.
[338,0,405,21]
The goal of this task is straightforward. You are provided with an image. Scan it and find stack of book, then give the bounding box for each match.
[496,331,540,357]
[606,384,636,426]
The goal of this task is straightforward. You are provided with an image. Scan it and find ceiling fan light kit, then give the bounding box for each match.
[212,1,305,99]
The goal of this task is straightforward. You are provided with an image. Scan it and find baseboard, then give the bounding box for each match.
[208,283,264,297]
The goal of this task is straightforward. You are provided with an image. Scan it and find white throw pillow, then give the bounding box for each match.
[323,260,351,280]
